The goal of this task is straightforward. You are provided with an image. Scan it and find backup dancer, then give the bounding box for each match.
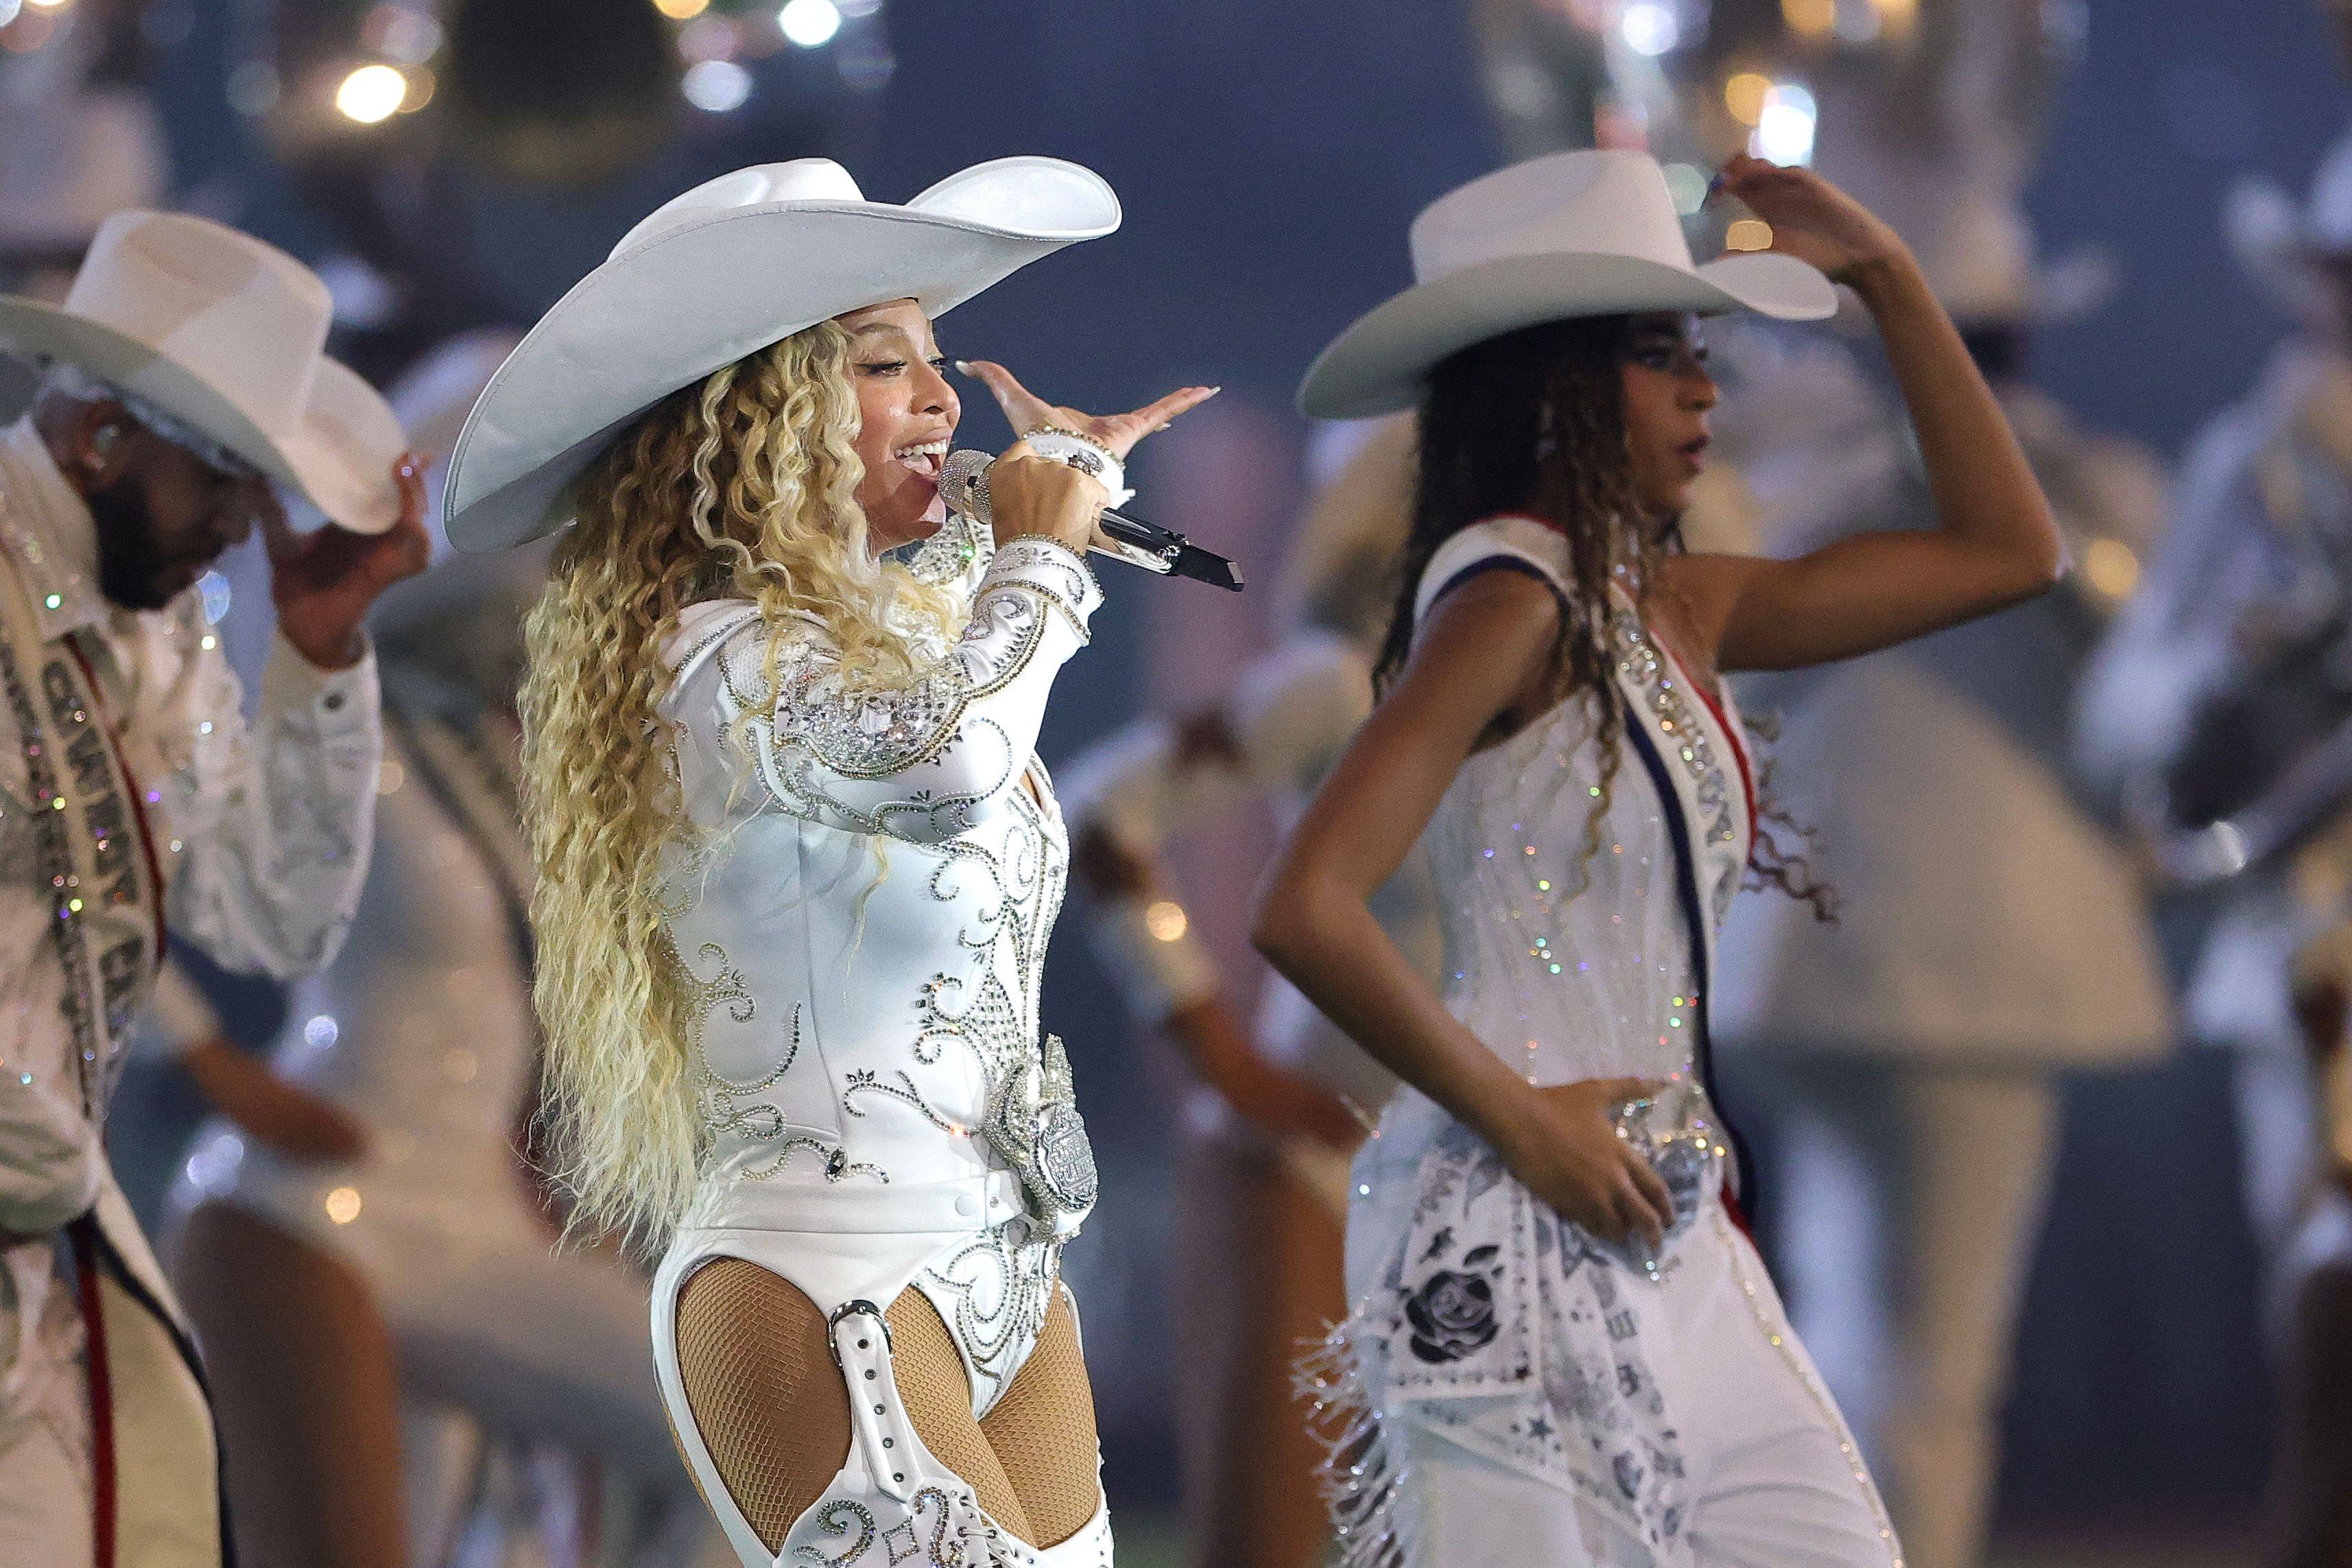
[440,157,1211,1567]
[1254,150,2063,1567]
[0,213,425,1565]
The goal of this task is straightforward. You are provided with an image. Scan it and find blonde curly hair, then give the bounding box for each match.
[518,319,961,1248]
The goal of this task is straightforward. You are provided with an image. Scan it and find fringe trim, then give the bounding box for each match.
[1294,1319,1410,1568]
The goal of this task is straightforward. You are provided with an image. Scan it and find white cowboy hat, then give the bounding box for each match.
[0,211,406,532]
[442,155,1121,553]
[1298,151,1835,421]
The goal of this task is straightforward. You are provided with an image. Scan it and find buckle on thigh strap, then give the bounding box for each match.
[829,1300,921,1504]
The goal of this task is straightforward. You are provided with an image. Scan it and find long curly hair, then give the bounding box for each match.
[517,320,963,1248]
[1373,313,1831,916]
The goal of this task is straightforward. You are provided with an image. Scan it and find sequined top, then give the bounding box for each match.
[1407,516,1752,1099]
[654,525,1103,1228]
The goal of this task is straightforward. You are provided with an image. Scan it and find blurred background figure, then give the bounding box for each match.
[0,0,165,426]
[2075,106,2352,1568]
[1059,414,1429,1568]
[2080,123,2352,1274]
[2269,914,2352,1568]
[147,337,728,1568]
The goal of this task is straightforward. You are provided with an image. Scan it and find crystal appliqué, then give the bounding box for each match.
[788,1482,1012,1568]
[1611,604,1746,925]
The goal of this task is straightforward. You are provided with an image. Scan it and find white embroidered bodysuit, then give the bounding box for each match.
[644,520,1113,1568]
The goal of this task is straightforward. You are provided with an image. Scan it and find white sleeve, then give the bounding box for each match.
[685,540,1102,845]
[161,617,382,981]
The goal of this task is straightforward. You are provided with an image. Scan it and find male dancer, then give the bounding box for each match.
[0,210,424,1565]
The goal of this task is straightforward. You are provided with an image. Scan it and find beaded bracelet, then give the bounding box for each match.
[1025,427,1135,508]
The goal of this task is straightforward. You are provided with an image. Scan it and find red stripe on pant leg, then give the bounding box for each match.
[68,1215,117,1568]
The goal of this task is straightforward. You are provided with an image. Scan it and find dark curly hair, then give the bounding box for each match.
[1373,313,1833,918]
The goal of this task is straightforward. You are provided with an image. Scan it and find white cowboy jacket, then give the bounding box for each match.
[0,415,380,1500]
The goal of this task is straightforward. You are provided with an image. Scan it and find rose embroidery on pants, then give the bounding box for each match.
[1403,1245,1502,1363]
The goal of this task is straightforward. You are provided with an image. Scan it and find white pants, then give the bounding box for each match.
[0,1407,91,1566]
[1385,1210,1897,1568]
[1731,1058,2061,1568]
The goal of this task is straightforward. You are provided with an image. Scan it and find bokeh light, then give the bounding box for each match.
[1663,162,1709,215]
[652,0,709,16]
[2082,538,2140,600]
[1619,2,1678,57]
[335,64,409,125]
[1752,82,1817,165]
[779,0,842,48]
[682,56,752,111]
[1724,71,1772,126]
[1783,0,1836,34]
[678,14,737,62]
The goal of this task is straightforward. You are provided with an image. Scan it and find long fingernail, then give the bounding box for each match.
[953,359,975,375]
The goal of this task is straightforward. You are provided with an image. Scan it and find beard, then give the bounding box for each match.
[88,474,200,612]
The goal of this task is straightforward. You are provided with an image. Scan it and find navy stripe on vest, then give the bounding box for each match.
[1620,705,1757,1208]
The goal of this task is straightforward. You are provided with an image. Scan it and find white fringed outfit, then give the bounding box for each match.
[648,520,1114,1568]
[1314,517,1897,1568]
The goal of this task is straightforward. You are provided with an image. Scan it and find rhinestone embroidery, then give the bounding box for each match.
[1611,606,1746,925]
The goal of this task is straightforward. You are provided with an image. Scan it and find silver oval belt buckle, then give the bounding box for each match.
[1600,1081,1724,1281]
[984,1033,1098,1239]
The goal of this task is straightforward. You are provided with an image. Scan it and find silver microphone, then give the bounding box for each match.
[939,449,1244,591]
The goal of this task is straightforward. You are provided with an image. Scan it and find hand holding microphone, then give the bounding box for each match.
[942,449,1244,589]
[978,444,1113,556]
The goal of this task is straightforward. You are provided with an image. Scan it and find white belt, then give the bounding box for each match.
[685,1167,1027,1238]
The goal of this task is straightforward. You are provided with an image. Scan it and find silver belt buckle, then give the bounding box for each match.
[1600,1080,1724,1281]
[983,1033,1098,1239]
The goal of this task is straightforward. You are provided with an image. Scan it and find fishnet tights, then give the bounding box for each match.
[977,1288,1100,1545]
[672,1259,1102,1552]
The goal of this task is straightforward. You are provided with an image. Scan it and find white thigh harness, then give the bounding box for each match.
[652,1174,1110,1568]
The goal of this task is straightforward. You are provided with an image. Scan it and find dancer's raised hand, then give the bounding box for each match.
[1715,153,1907,286]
